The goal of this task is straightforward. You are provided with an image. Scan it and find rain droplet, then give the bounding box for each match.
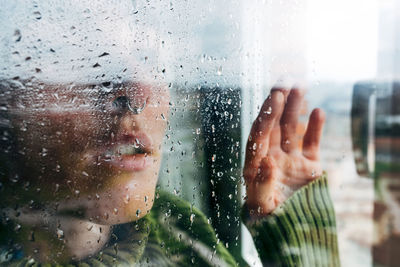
[252,143,257,151]
[41,148,48,157]
[217,172,223,177]
[311,169,316,177]
[124,194,130,204]
[98,52,110,57]
[211,154,216,162]
[217,66,223,76]
[33,11,42,20]
[132,0,139,14]
[56,228,64,239]
[265,106,272,115]
[14,224,21,232]
[190,214,195,223]
[136,209,141,217]
[13,29,22,42]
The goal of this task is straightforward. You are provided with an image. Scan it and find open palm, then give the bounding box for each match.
[244,88,325,215]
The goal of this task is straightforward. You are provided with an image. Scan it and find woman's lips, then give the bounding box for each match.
[107,153,152,171]
[96,133,154,172]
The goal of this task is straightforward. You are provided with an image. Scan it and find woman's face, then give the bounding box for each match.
[6,81,169,225]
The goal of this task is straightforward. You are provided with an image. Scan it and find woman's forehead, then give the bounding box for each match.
[0,0,169,85]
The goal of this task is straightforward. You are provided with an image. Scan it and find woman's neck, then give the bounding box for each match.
[1,207,111,264]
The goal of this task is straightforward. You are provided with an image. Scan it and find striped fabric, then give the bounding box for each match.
[243,175,340,267]
[3,175,339,266]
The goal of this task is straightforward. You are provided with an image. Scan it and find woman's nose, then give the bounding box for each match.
[112,95,146,115]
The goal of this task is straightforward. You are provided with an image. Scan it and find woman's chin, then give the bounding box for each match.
[57,173,157,225]
[87,196,155,225]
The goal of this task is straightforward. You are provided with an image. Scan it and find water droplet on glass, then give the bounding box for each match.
[124,194,130,204]
[217,172,223,177]
[41,148,48,157]
[56,228,64,239]
[136,209,141,217]
[33,11,42,20]
[132,0,139,14]
[190,214,195,223]
[14,224,21,232]
[99,52,109,57]
[252,143,257,151]
[13,29,22,42]
[265,106,272,115]
[217,66,223,76]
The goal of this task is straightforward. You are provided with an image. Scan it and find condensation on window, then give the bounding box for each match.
[0,0,399,266]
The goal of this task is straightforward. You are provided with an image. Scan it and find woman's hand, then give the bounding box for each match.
[243,87,325,216]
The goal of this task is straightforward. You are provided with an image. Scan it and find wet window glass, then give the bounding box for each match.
[0,0,399,266]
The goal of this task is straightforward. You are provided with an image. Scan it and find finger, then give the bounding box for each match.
[244,91,285,180]
[280,88,305,152]
[270,87,291,103]
[302,108,325,160]
[267,87,290,148]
